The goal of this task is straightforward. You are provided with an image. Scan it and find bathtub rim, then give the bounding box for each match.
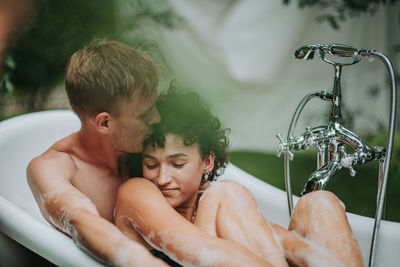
[0,194,102,266]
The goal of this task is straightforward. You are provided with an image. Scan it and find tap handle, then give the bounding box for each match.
[338,146,357,177]
[340,156,357,176]
[276,134,294,160]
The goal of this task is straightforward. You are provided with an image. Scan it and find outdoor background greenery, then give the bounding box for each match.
[0,0,177,119]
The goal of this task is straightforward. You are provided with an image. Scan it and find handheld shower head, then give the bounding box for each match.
[294,43,375,66]
[294,44,320,60]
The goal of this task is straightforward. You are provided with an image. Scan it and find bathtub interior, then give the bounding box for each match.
[0,110,399,266]
[0,111,77,223]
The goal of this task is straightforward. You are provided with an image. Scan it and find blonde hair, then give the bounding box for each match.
[65,39,159,119]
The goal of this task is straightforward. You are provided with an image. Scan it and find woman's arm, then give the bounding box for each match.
[114,178,270,267]
[195,180,287,267]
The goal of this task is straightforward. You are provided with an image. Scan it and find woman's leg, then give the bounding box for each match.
[194,180,288,267]
[279,190,364,267]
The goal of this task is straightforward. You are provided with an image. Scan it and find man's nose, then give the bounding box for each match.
[157,167,172,186]
[150,108,161,125]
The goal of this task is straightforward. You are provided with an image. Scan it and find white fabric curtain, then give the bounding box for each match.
[144,0,398,151]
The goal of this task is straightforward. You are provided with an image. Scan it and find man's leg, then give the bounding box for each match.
[194,180,288,267]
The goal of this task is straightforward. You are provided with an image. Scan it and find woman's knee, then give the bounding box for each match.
[290,190,345,230]
[297,190,343,211]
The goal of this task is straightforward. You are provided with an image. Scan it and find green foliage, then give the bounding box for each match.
[0,56,16,94]
[283,0,396,29]
[3,0,116,111]
[366,130,400,180]
[1,0,178,114]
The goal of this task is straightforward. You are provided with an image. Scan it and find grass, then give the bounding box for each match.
[228,150,400,223]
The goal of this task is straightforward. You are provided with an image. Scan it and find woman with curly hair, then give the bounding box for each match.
[114,86,363,267]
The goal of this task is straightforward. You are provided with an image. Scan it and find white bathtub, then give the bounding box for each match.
[0,110,399,266]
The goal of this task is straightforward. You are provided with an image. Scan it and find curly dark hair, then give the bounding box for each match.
[143,85,230,182]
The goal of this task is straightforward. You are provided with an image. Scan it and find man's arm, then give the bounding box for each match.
[115,178,270,267]
[27,153,166,267]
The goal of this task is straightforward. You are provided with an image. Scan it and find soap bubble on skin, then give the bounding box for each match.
[118,208,146,229]
[220,196,286,266]
[286,231,346,267]
[112,245,134,267]
[155,228,233,267]
[200,180,286,265]
[136,229,189,265]
[131,208,145,224]
[111,235,149,267]
[120,216,222,266]
[153,188,273,267]
[197,247,229,267]
[264,219,286,256]
[117,215,142,233]
[39,190,153,266]
[41,189,98,235]
[140,230,157,249]
[293,192,358,267]
[152,229,179,262]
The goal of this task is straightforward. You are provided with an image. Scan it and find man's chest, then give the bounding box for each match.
[71,166,126,221]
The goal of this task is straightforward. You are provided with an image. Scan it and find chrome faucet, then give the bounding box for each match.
[277,119,386,195]
[276,43,397,267]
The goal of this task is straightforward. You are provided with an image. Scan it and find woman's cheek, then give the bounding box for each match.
[143,168,156,181]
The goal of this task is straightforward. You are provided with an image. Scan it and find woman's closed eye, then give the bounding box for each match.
[172,162,186,168]
[144,163,158,169]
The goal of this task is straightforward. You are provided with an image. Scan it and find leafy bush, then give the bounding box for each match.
[0,0,177,115]
[283,0,397,29]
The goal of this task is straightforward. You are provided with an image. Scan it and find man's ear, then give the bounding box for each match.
[204,152,215,173]
[94,112,111,134]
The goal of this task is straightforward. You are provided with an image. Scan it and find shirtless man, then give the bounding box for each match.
[27,40,268,266]
[27,39,165,266]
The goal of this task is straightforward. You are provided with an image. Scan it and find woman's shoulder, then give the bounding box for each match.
[205,179,244,191]
[201,179,246,199]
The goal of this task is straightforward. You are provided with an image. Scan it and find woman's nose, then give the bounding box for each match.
[157,167,172,186]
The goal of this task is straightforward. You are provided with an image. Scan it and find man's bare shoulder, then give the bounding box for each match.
[27,133,78,185]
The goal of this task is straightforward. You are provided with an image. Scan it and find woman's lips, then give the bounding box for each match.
[161,188,177,196]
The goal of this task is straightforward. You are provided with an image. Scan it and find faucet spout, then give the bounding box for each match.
[301,161,340,195]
